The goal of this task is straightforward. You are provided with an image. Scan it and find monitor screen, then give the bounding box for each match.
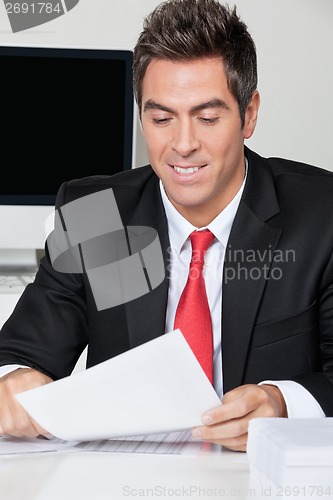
[0,45,135,266]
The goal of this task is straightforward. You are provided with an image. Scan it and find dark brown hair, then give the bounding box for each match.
[133,0,257,126]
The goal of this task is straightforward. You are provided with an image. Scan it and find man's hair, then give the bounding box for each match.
[133,0,257,126]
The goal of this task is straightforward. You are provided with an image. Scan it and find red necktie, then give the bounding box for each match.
[174,229,215,383]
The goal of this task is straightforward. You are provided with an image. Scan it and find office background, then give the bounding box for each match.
[0,0,332,172]
[0,6,332,494]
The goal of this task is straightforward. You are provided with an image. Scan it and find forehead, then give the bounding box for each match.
[142,57,233,106]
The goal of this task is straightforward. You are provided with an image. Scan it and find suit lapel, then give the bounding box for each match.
[222,148,282,392]
[123,175,170,348]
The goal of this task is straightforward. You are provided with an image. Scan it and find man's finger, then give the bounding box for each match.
[31,417,53,438]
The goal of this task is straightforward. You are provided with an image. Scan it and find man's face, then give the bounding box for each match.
[140,57,259,226]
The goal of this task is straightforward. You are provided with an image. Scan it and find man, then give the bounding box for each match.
[0,0,332,452]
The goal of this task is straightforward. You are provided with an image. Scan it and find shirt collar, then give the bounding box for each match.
[160,158,248,253]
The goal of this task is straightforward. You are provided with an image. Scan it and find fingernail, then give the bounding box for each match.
[192,428,202,438]
[202,414,213,425]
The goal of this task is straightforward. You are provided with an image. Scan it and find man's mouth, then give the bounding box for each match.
[170,165,205,174]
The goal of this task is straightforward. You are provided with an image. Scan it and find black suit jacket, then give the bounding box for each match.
[1,147,333,415]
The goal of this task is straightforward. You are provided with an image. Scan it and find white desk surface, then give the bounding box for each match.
[3,444,322,500]
[0,446,268,500]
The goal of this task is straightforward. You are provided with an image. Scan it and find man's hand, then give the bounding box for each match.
[0,368,53,438]
[192,384,288,452]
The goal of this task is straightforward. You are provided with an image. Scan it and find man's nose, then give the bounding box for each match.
[171,119,199,157]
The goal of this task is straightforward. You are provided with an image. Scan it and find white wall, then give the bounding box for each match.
[0,0,332,171]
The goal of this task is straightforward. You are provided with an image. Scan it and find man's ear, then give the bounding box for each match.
[243,90,260,140]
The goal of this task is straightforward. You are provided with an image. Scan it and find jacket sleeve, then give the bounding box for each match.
[0,181,89,380]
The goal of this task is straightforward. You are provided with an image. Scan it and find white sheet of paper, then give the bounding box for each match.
[16,329,221,442]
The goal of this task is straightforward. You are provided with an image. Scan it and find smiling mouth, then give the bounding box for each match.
[171,165,205,174]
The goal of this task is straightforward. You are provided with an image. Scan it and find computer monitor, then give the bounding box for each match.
[0,45,136,271]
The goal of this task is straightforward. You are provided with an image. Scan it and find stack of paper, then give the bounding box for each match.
[247,418,333,487]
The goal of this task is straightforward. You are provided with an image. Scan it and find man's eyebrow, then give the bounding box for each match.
[143,98,230,114]
[143,100,174,113]
[190,98,230,113]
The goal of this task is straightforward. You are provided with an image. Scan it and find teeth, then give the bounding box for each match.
[173,166,201,174]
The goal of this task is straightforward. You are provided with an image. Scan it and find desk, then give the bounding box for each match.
[1,441,332,500]
[0,446,264,500]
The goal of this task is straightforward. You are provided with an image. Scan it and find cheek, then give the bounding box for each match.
[144,128,169,159]
[200,126,230,150]
[145,139,161,161]
[212,129,243,157]
[204,138,230,163]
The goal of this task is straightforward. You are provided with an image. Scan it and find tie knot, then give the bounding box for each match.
[190,229,214,263]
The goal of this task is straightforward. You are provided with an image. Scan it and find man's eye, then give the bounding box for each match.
[199,117,219,124]
[152,118,171,125]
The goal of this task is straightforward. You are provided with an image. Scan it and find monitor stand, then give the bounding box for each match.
[0,248,39,273]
